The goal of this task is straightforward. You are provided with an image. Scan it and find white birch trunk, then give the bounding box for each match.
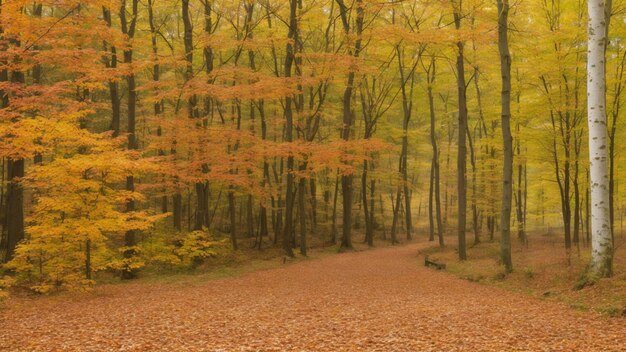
[587,0,613,277]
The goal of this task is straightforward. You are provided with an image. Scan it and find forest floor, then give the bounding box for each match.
[421,230,626,318]
[1,239,625,351]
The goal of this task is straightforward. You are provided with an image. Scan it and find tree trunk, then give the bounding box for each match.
[120,0,139,279]
[4,158,24,261]
[310,178,318,233]
[453,4,468,261]
[282,0,297,257]
[426,68,444,247]
[362,159,373,246]
[498,0,513,273]
[428,162,435,242]
[587,0,613,277]
[395,44,414,241]
[173,193,182,231]
[467,125,479,245]
[182,0,209,231]
[331,173,339,244]
[390,190,401,244]
[102,7,120,137]
[147,0,168,215]
[298,174,307,256]
[228,187,238,250]
[573,130,583,245]
[336,0,363,251]
[2,33,25,261]
[515,123,526,243]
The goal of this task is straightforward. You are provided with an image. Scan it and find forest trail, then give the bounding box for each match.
[1,243,624,352]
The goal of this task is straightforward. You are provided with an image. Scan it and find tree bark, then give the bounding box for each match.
[428,162,435,242]
[147,0,168,215]
[395,45,414,241]
[331,173,339,244]
[298,175,307,256]
[102,7,121,137]
[498,0,513,273]
[4,158,24,261]
[362,159,373,246]
[587,0,613,277]
[426,60,444,247]
[453,3,468,261]
[514,122,526,243]
[335,0,363,251]
[282,0,298,257]
[120,0,139,279]
[228,187,238,250]
[1,16,24,261]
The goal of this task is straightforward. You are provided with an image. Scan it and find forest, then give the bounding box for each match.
[0,0,624,350]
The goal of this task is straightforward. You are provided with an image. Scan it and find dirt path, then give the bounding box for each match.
[1,243,624,351]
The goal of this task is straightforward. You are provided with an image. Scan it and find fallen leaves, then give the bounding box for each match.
[0,243,624,351]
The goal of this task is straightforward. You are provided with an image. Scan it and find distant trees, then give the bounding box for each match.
[0,0,620,291]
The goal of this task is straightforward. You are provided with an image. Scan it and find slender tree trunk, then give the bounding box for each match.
[426,68,444,247]
[362,159,373,246]
[258,103,270,249]
[102,7,121,137]
[515,122,526,242]
[282,0,298,257]
[467,125,479,245]
[4,158,24,261]
[607,35,625,245]
[331,173,339,244]
[336,0,363,251]
[498,0,513,273]
[370,171,376,237]
[402,149,413,241]
[182,0,209,231]
[298,175,307,255]
[453,4,468,260]
[147,0,168,215]
[390,190,401,244]
[395,44,415,241]
[586,174,591,245]
[564,129,572,251]
[310,178,318,233]
[120,0,139,279]
[228,187,238,250]
[573,131,583,245]
[428,162,435,242]
[173,193,182,231]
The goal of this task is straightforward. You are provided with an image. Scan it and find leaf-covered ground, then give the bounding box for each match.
[1,243,624,351]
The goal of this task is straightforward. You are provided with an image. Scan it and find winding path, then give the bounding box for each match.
[1,243,624,351]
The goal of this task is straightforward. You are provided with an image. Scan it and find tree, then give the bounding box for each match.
[452,0,468,260]
[1,0,25,262]
[498,0,513,273]
[423,55,444,247]
[282,0,298,257]
[335,0,364,251]
[587,0,613,277]
[119,0,140,279]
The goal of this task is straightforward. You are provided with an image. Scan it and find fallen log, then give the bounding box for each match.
[424,256,446,270]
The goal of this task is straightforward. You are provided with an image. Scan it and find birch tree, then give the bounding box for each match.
[587,0,613,277]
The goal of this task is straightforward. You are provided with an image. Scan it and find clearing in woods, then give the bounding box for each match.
[1,243,624,351]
